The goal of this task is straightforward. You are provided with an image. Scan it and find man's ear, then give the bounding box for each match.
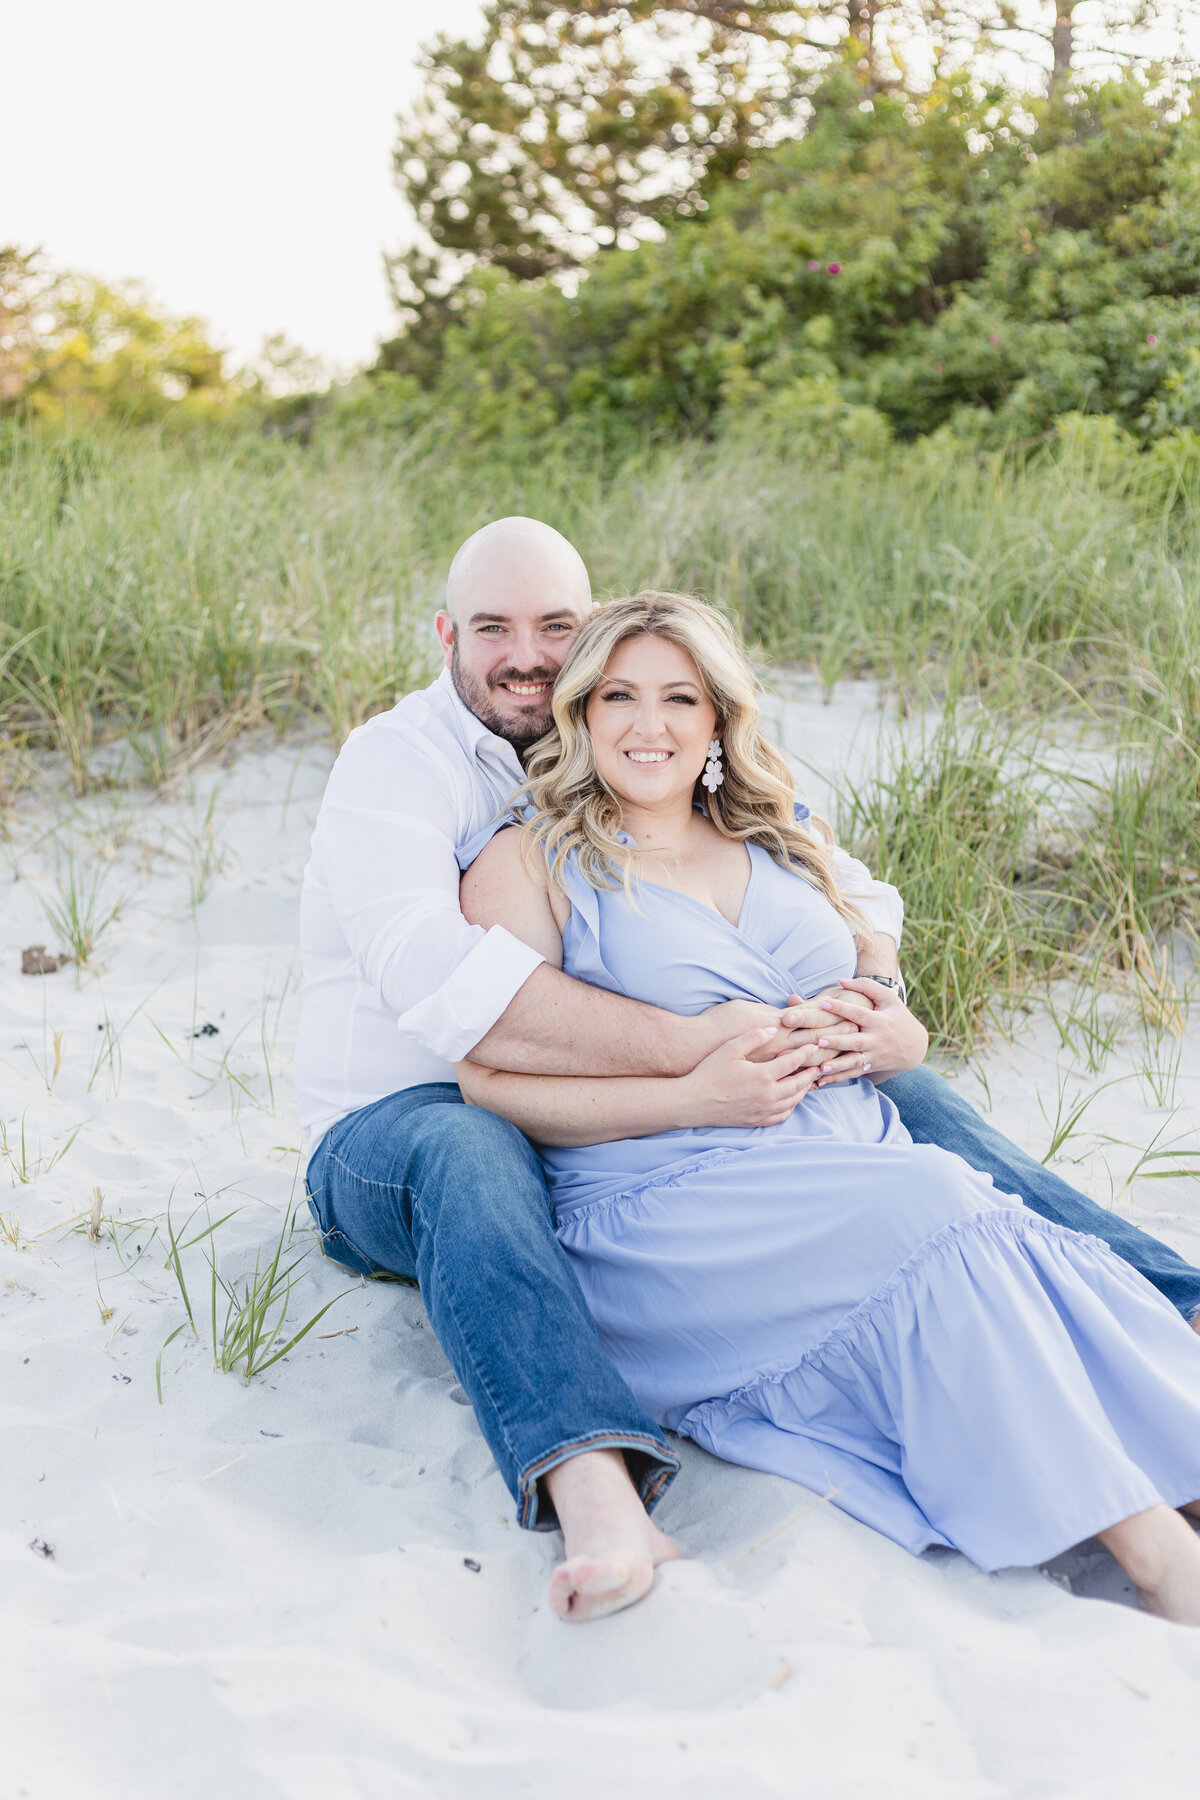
[434,611,455,668]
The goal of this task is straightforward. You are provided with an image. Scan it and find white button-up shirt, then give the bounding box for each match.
[295,668,903,1146]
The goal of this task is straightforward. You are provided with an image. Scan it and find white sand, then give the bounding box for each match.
[4,694,1200,1800]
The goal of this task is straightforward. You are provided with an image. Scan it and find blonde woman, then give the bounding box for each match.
[457,593,1200,1623]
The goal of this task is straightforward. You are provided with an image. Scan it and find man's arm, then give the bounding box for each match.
[855,935,900,980]
[463,824,901,1079]
[315,727,553,1065]
[465,962,781,1078]
[317,727,771,1076]
[457,831,819,1137]
[317,722,886,1079]
[460,827,792,1077]
[458,1026,818,1145]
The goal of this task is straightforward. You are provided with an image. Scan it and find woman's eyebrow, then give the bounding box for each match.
[599,679,703,692]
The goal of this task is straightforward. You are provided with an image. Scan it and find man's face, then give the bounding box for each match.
[436,595,588,749]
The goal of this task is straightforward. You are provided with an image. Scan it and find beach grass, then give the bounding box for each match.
[2,419,1198,1054]
[839,708,1199,1053]
[158,1194,353,1394]
[4,423,1200,771]
[39,855,123,971]
[837,710,1067,1054]
[0,1112,86,1185]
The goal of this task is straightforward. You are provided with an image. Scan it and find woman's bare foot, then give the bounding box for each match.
[543,1447,681,1623]
[1100,1503,1200,1624]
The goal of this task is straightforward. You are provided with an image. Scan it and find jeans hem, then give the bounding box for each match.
[518,1431,681,1532]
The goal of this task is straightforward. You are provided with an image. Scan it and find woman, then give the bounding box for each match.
[457,592,1200,1624]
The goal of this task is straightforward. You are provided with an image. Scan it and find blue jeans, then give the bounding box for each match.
[309,1070,1200,1536]
[878,1066,1200,1321]
[305,1084,679,1531]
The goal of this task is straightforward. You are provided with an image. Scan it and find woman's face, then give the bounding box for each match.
[585,633,719,812]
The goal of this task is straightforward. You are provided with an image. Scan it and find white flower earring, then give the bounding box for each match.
[701,738,724,793]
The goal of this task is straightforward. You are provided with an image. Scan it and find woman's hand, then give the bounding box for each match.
[809,978,928,1087]
[742,988,864,1064]
[679,1026,822,1129]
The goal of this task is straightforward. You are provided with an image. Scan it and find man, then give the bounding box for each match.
[297,515,1200,1623]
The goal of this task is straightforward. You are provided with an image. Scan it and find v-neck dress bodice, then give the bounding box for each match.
[540,841,895,1218]
[468,828,1200,1571]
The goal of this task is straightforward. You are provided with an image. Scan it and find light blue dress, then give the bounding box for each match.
[466,823,1200,1571]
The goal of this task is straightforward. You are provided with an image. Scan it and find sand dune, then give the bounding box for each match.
[4,705,1200,1799]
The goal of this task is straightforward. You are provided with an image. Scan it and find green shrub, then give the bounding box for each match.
[377,75,1200,453]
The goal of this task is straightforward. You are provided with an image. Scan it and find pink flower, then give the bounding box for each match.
[988,333,999,345]
[826,261,842,275]
[807,259,821,272]
[1146,332,1158,346]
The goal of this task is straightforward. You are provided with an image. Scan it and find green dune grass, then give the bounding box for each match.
[2,422,1197,1051]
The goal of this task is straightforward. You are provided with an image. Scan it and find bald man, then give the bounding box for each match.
[297,516,1200,1622]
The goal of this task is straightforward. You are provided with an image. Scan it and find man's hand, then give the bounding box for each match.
[743,988,863,1064]
[694,997,785,1042]
[679,1027,820,1130]
[808,977,928,1086]
[695,992,862,1068]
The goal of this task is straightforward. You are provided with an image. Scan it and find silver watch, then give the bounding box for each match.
[861,973,907,1007]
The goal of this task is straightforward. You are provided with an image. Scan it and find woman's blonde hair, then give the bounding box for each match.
[518,591,867,942]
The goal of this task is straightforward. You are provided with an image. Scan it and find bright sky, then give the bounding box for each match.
[3,0,482,375]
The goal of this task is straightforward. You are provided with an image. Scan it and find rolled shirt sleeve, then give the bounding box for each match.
[316,728,544,1061]
[392,923,545,1062]
[830,845,903,946]
[793,802,903,947]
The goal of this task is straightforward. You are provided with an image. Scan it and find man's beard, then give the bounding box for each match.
[450,640,556,750]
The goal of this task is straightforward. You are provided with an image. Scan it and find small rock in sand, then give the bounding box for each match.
[21,945,69,975]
